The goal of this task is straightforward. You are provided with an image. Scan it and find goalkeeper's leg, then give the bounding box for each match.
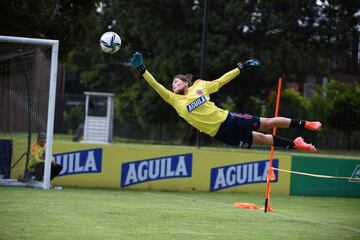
[252,132,316,152]
[257,117,321,132]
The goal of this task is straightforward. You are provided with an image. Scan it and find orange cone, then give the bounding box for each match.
[233,202,258,210]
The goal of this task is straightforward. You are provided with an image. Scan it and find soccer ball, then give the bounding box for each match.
[100,32,122,54]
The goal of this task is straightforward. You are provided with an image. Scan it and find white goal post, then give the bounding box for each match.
[0,35,59,190]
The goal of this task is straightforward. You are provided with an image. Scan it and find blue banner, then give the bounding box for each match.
[210,159,278,192]
[54,148,102,176]
[121,153,192,187]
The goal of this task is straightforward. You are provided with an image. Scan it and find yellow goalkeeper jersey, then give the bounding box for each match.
[29,142,45,171]
[142,68,240,137]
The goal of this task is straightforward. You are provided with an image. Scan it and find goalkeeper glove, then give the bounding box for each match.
[237,59,261,72]
[130,52,146,74]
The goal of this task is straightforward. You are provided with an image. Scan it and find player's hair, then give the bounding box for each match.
[37,132,46,139]
[174,74,193,86]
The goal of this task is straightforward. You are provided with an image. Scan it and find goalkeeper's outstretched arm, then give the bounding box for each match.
[215,59,261,89]
[130,52,173,103]
[142,70,172,103]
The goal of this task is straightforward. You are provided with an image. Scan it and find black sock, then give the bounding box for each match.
[289,119,305,128]
[273,135,295,149]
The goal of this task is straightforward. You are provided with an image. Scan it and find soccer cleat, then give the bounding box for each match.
[304,121,322,131]
[293,137,317,152]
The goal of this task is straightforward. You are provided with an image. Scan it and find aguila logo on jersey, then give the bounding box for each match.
[53,148,102,176]
[210,159,278,191]
[121,153,192,188]
[186,95,206,112]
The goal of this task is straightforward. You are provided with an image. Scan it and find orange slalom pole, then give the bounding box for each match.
[264,77,282,212]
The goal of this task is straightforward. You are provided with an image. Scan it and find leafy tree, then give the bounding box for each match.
[265,88,310,118]
[63,106,84,134]
[0,0,99,60]
[327,81,360,150]
[265,87,310,139]
[309,92,329,125]
[242,96,263,116]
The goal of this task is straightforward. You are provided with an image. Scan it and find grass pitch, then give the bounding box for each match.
[0,186,359,240]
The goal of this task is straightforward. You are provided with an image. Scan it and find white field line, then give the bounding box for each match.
[145,192,360,234]
[270,212,360,233]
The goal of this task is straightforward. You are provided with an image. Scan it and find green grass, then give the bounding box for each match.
[0,187,359,240]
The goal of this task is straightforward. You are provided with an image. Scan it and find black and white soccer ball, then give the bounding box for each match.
[100,32,122,54]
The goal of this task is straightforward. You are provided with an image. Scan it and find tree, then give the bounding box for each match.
[266,88,310,118]
[265,87,311,139]
[327,81,360,150]
[0,0,99,60]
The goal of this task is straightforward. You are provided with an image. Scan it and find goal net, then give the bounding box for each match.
[0,36,58,189]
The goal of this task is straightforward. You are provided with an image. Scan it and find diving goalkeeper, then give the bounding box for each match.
[130,52,321,152]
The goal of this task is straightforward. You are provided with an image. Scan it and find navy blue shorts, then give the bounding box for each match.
[214,112,260,148]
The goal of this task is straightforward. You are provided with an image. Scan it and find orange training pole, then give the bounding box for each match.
[264,77,282,212]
